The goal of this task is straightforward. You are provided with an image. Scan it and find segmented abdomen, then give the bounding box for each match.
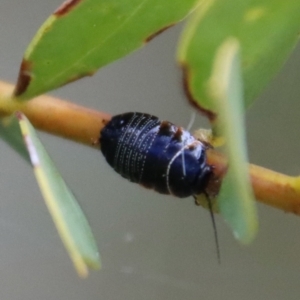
[100,112,212,198]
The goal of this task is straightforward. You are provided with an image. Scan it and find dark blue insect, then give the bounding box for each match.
[100,112,213,198]
[100,112,220,261]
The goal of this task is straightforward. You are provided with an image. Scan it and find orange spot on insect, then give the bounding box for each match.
[159,121,173,136]
[160,121,171,130]
[173,127,183,142]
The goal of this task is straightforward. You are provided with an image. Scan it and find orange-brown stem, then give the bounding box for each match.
[0,81,299,215]
[0,81,111,146]
[206,149,300,214]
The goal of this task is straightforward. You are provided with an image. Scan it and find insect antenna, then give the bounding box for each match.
[181,149,187,176]
[205,192,221,264]
[181,112,196,177]
[186,111,196,132]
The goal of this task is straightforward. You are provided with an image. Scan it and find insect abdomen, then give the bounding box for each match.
[100,112,212,198]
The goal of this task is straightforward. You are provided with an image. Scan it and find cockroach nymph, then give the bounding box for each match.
[100,112,213,198]
[100,112,220,260]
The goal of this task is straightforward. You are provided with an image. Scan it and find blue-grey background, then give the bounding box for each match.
[1,1,300,299]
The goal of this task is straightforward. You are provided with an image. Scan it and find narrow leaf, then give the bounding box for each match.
[208,38,258,243]
[17,113,100,276]
[15,0,198,99]
[178,0,300,117]
[0,114,30,163]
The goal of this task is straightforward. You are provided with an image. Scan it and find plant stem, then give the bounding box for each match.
[207,149,300,214]
[0,81,110,145]
[1,81,299,215]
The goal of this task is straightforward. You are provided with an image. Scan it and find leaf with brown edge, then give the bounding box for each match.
[54,0,83,16]
[178,0,300,117]
[14,60,32,97]
[14,0,199,100]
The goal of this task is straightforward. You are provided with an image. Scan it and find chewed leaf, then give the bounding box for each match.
[14,0,198,99]
[208,38,258,244]
[178,0,300,117]
[16,113,100,276]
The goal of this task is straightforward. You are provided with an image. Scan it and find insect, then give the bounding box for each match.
[100,112,220,260]
[100,112,213,198]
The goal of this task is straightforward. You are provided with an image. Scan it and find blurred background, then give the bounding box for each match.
[1,1,300,299]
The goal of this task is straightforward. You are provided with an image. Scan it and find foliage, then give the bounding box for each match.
[0,0,299,276]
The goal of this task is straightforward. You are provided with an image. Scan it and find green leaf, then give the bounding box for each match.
[178,0,300,116]
[0,114,30,163]
[208,38,258,243]
[16,113,100,277]
[14,0,198,99]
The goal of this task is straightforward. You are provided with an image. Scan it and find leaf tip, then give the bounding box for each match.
[233,217,258,245]
[74,253,101,278]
